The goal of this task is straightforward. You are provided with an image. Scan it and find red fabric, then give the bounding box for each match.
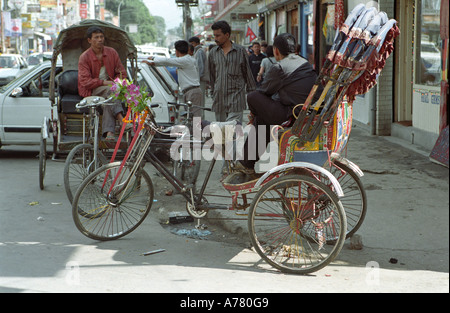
[78,46,127,98]
[441,0,449,40]
[440,80,448,131]
[334,0,345,30]
[346,24,400,102]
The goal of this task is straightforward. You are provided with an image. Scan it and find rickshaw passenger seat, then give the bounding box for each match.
[58,70,87,114]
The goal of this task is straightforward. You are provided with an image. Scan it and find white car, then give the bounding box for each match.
[420,41,441,85]
[0,61,177,148]
[0,54,30,86]
[26,52,53,68]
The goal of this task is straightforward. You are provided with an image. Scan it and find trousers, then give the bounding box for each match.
[184,87,204,118]
[92,85,124,136]
[240,91,292,169]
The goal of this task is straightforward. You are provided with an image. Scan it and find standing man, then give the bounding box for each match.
[143,40,202,117]
[248,41,266,86]
[209,20,256,123]
[188,36,208,109]
[78,26,129,141]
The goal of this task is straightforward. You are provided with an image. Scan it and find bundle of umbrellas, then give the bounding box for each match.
[292,3,400,142]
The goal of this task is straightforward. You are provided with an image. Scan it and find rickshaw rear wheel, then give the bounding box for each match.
[247,174,346,275]
[327,161,367,238]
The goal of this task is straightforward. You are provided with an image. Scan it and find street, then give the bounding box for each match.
[0,121,449,293]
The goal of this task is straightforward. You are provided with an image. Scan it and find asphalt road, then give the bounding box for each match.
[1,97,449,295]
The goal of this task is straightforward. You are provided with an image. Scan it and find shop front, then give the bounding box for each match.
[394,0,447,150]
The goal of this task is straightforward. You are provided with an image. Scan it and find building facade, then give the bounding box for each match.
[203,0,449,153]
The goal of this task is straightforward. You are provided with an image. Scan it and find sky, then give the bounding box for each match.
[143,0,185,30]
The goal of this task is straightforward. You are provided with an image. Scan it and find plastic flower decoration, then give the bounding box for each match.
[110,78,151,114]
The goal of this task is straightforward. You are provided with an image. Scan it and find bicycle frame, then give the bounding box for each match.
[103,112,230,213]
[81,105,102,173]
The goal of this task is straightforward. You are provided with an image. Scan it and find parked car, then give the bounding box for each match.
[138,53,179,98]
[0,60,177,148]
[130,62,177,125]
[26,52,53,68]
[420,40,441,85]
[0,54,30,86]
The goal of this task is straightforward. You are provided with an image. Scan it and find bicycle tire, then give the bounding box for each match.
[72,161,154,241]
[63,143,108,203]
[172,145,201,185]
[248,174,347,275]
[326,161,367,238]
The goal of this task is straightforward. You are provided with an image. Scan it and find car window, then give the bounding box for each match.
[28,55,41,65]
[148,66,172,96]
[136,71,154,98]
[0,67,37,93]
[20,56,29,68]
[421,43,439,53]
[18,66,62,98]
[0,56,16,68]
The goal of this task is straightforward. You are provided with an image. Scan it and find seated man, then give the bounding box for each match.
[78,26,130,141]
[233,33,323,183]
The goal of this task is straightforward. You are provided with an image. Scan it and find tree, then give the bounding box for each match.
[153,16,167,46]
[105,0,158,44]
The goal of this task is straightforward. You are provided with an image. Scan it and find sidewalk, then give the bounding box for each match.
[153,97,449,275]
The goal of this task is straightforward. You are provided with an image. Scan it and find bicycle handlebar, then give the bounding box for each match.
[76,96,115,109]
[76,97,160,110]
[168,101,212,111]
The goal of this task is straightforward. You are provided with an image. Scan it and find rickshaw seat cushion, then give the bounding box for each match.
[58,70,87,114]
[61,94,86,114]
[58,70,79,96]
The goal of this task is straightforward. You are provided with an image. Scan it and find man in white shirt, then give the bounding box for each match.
[188,36,208,108]
[143,40,203,117]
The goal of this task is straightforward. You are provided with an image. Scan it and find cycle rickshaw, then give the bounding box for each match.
[71,6,399,274]
[39,20,139,199]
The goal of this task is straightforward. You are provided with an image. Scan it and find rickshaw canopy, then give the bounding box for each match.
[49,20,138,105]
[53,19,137,71]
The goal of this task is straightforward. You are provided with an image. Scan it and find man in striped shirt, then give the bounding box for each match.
[209,21,256,123]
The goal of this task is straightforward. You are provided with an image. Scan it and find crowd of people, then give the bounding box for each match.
[80,21,319,184]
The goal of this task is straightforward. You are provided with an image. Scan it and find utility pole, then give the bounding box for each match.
[176,0,198,40]
[183,1,192,40]
[118,0,124,28]
[1,0,5,53]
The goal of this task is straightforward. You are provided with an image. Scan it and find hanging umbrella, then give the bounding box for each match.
[294,3,367,124]
[315,18,400,137]
[293,7,383,139]
[293,8,399,143]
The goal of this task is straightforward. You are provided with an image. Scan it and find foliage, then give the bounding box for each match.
[105,0,166,45]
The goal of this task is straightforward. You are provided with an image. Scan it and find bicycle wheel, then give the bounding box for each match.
[324,161,367,238]
[172,145,201,185]
[72,161,154,241]
[64,143,108,203]
[248,174,347,274]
